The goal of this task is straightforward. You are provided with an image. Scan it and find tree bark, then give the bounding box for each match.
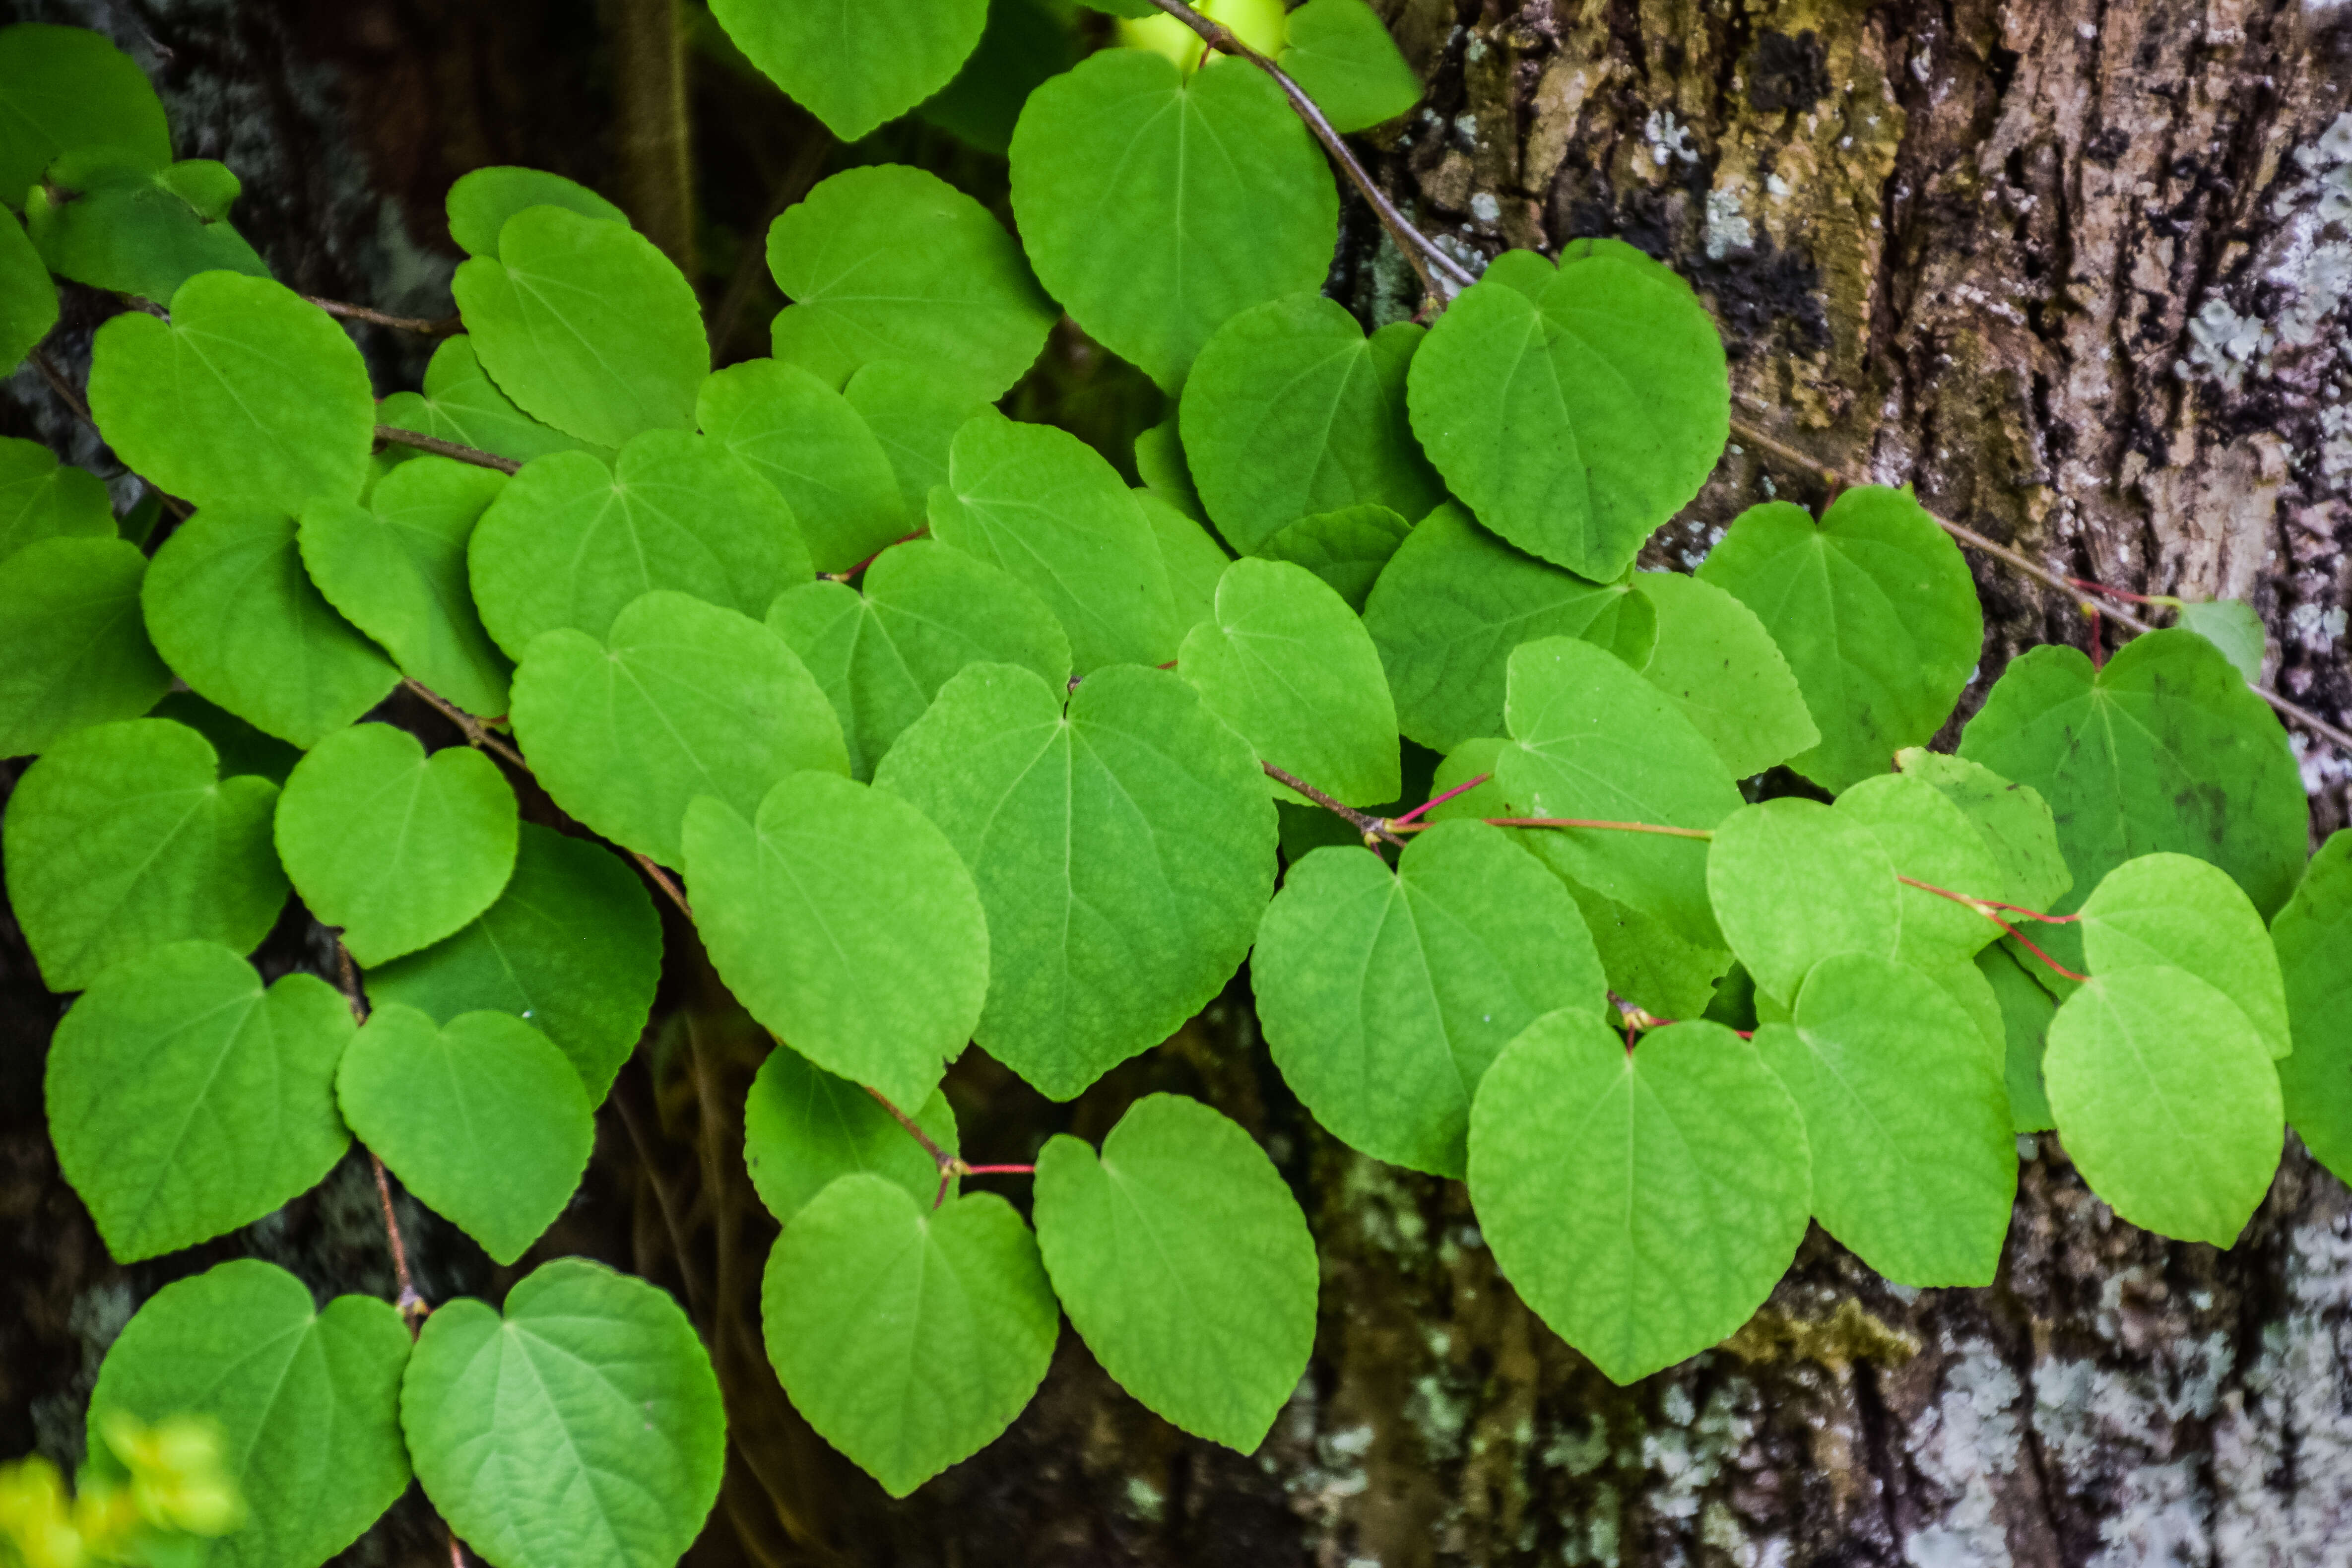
[6,1,2352,1565]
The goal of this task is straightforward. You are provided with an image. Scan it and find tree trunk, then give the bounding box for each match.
[6,1,2352,1565]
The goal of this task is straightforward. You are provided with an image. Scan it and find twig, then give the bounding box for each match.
[1387,770,1489,830]
[633,853,693,920]
[332,943,431,1327]
[403,678,526,768]
[1142,0,1475,303]
[1264,761,1407,847]
[1389,813,1714,840]
[864,1086,947,1166]
[449,1533,466,1568]
[303,295,460,335]
[375,425,523,475]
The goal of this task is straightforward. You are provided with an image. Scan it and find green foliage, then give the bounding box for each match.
[1034,1095,1317,1450]
[0,436,113,556]
[845,361,993,515]
[444,165,626,257]
[1977,943,2057,1132]
[27,150,267,302]
[1258,503,1410,612]
[742,1046,959,1224]
[403,1259,725,1568]
[91,1260,412,1568]
[1630,570,1817,778]
[1278,0,1425,131]
[2176,597,2266,683]
[1894,747,2073,913]
[0,536,171,757]
[375,335,609,467]
[711,0,988,143]
[0,210,56,370]
[1833,773,2009,968]
[2275,833,2352,1183]
[762,1176,1057,1498]
[1707,798,1895,1005]
[46,942,352,1260]
[698,359,906,574]
[1011,49,1338,389]
[2077,852,2291,1059]
[0,24,171,203]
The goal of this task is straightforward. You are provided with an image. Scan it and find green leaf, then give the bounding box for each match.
[452,204,706,448]
[1010,49,1339,390]
[3,718,285,992]
[2275,832,2352,1184]
[1133,416,1205,523]
[2043,967,2282,1245]
[2176,598,2265,683]
[762,1176,1056,1498]
[767,539,1070,780]
[337,1004,592,1264]
[1258,503,1410,614]
[1704,797,1895,1005]
[2077,852,2290,1059]
[1832,772,2009,969]
[844,361,993,517]
[1468,1014,1809,1384]
[1408,242,1728,580]
[768,165,1056,397]
[0,435,114,557]
[927,415,1178,672]
[0,536,170,757]
[1630,570,1818,778]
[26,151,268,302]
[1177,294,1443,552]
[684,771,989,1110]
[88,1260,411,1568]
[1893,747,2072,913]
[1034,1094,1315,1450]
[713,0,987,141]
[467,431,813,658]
[47,942,353,1261]
[916,0,1078,156]
[375,335,611,469]
[510,589,846,866]
[1179,557,1399,807]
[364,823,659,1102]
[88,272,376,514]
[1140,488,1231,643]
[1277,0,1423,131]
[0,24,171,204]
[274,724,519,966]
[1364,504,1655,752]
[743,1045,958,1226]
[1253,819,1606,1175]
[1758,952,2014,1286]
[403,1258,725,1568]
[1977,941,2056,1133]
[696,359,906,574]
[445,165,626,257]
[147,691,301,785]
[1957,628,2308,918]
[0,210,57,370]
[140,507,399,746]
[1497,635,1740,947]
[1697,487,1982,792]
[874,662,1278,1100]
[299,457,514,717]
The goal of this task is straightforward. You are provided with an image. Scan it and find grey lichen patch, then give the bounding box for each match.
[1721,1297,1921,1372]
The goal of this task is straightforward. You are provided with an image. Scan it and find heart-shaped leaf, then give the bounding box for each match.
[88,272,375,514]
[2275,832,2352,1184]
[1141,489,1231,643]
[1629,570,1817,778]
[89,1259,411,1568]
[713,0,988,143]
[766,165,1055,397]
[1468,1014,1809,1385]
[697,359,907,574]
[874,662,1278,1101]
[2077,852,2290,1058]
[1010,49,1338,390]
[141,506,399,746]
[742,1045,959,1226]
[762,1176,1057,1497]
[375,335,610,469]
[445,165,627,257]
[27,150,268,303]
[2176,597,2265,683]
[1704,797,1896,1006]
[1832,772,2010,970]
[510,589,846,866]
[684,771,989,1110]
[0,537,170,757]
[1258,503,1410,613]
[1893,748,2072,914]
[47,942,353,1261]
[0,436,113,557]
[3,718,285,992]
[467,431,812,659]
[338,1004,592,1264]
[1034,1095,1316,1450]
[1277,0,1423,131]
[843,361,993,516]
[403,1258,725,1568]
[274,723,519,966]
[451,204,705,448]
[0,23,170,201]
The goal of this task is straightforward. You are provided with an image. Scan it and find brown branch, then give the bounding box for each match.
[303,295,459,335]
[1263,761,1407,847]
[332,943,431,1329]
[375,425,523,475]
[633,853,693,919]
[403,678,526,769]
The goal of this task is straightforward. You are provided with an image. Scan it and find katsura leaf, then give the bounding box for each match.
[683,772,989,1111]
[375,335,610,469]
[403,1259,725,1568]
[0,208,59,369]
[1133,416,1204,522]
[273,723,519,967]
[46,942,352,1261]
[1704,797,1895,1006]
[2042,967,2282,1246]
[1140,489,1231,642]
[0,24,171,203]
[3,718,285,992]
[1893,747,2072,914]
[1010,49,1338,390]
[712,0,988,142]
[1277,0,1424,131]
[762,1176,1057,1498]
[26,151,268,302]
[1258,503,1410,613]
[89,1260,411,1568]
[1253,819,1606,1175]
[0,537,171,757]
[147,691,299,784]
[337,1005,592,1264]
[873,662,1277,1100]
[1832,772,2008,969]
[2275,833,2352,1184]
[742,1046,959,1226]
[844,361,993,517]
[1034,1095,1316,1450]
[1697,487,1982,792]
[445,165,626,257]
[2077,852,2290,1059]
[698,359,908,574]
[1630,570,1818,778]
[1977,942,2056,1133]
[1468,1014,1809,1385]
[916,0,1079,156]
[2176,598,2265,683]
[0,436,111,557]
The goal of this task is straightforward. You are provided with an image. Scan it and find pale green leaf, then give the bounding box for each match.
[0,536,170,757]
[2275,832,2352,1184]
[0,24,171,203]
[1631,570,1817,778]
[1833,772,2008,968]
[1704,797,1895,1006]
[1258,503,1409,614]
[713,0,987,142]
[844,360,993,517]
[1139,488,1231,643]
[742,1045,958,1225]
[2078,852,2290,1059]
[2176,598,2265,683]
[1893,747,2072,913]
[375,335,610,469]
[1278,0,1423,131]
[445,166,626,257]
[698,359,908,574]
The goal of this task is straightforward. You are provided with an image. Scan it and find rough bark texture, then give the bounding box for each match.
[5,1,2352,1566]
